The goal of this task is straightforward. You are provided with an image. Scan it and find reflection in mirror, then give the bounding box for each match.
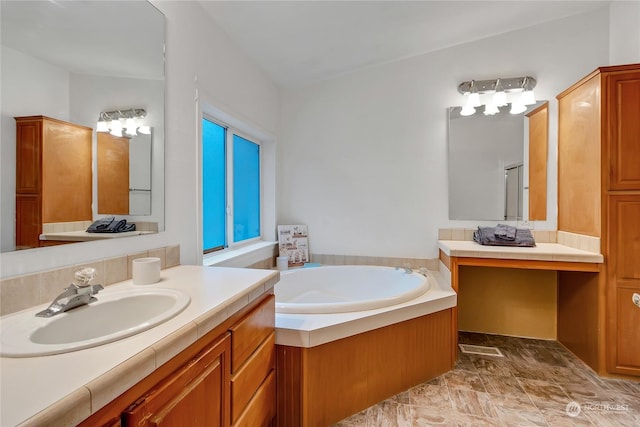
[0,1,165,253]
[448,101,546,221]
[98,131,153,216]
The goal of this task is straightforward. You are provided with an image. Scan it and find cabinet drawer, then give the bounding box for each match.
[232,370,276,427]
[229,294,275,373]
[231,332,275,423]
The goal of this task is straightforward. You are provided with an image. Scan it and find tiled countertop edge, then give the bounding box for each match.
[437,241,604,264]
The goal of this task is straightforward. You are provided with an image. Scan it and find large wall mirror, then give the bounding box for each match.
[1,0,165,252]
[448,101,548,221]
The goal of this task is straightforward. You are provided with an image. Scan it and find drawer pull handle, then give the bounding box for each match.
[633,293,640,308]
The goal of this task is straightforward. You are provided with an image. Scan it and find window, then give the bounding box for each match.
[202,117,261,253]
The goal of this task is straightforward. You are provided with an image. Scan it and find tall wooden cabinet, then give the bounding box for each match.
[15,116,93,249]
[557,63,640,376]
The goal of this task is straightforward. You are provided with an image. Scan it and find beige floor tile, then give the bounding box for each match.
[335,334,639,427]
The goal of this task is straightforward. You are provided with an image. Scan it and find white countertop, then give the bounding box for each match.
[438,240,604,263]
[0,265,279,427]
[40,230,156,242]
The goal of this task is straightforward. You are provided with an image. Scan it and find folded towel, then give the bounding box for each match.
[473,226,536,247]
[86,217,115,232]
[87,217,136,233]
[495,224,517,241]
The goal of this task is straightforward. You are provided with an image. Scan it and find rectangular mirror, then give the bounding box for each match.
[447,101,547,221]
[1,0,165,252]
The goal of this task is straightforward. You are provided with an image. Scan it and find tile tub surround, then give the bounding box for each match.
[0,265,279,427]
[310,254,440,271]
[0,244,180,316]
[335,332,640,427]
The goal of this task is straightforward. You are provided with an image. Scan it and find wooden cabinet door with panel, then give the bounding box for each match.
[607,194,640,374]
[606,70,640,190]
[122,333,231,427]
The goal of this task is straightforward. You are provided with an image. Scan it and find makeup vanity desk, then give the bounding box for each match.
[438,240,603,275]
[438,240,604,372]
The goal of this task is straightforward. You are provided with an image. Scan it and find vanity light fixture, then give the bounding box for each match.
[457,76,536,116]
[96,108,147,137]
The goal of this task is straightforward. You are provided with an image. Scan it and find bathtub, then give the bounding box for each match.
[274,265,457,426]
[275,265,430,314]
[274,265,456,347]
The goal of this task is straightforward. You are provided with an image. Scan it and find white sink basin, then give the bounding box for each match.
[0,288,190,357]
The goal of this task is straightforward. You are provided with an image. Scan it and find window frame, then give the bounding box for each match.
[202,114,263,254]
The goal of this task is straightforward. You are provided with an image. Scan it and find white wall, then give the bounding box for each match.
[0,47,70,252]
[609,1,640,64]
[277,8,610,259]
[0,1,280,277]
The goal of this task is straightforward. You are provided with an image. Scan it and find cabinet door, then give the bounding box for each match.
[41,117,93,223]
[606,70,640,190]
[615,287,640,369]
[123,333,231,427]
[607,195,640,374]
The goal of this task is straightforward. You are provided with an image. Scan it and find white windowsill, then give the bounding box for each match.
[203,241,277,268]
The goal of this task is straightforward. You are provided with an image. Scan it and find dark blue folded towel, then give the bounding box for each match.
[495,224,517,241]
[87,217,136,233]
[474,226,536,247]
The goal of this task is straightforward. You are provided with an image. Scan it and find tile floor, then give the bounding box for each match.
[334,332,640,426]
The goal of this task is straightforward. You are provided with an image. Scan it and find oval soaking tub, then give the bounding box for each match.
[275,265,430,314]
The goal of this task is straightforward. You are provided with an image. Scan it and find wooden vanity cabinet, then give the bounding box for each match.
[122,333,231,426]
[15,116,93,249]
[557,63,640,376]
[78,293,275,427]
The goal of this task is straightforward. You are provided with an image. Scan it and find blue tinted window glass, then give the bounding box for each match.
[233,135,260,242]
[202,119,226,251]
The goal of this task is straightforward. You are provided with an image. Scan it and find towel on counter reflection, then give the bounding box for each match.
[473,226,536,247]
[494,224,517,241]
[86,217,136,233]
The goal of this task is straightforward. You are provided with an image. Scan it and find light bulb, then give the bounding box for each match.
[137,125,151,135]
[125,118,137,136]
[468,92,481,108]
[484,103,499,116]
[460,104,475,116]
[510,101,527,115]
[493,90,507,107]
[110,128,123,137]
[109,119,122,132]
[521,89,536,106]
[96,120,109,132]
[492,78,507,106]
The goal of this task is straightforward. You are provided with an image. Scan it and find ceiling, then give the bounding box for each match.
[198,0,611,88]
[1,0,165,80]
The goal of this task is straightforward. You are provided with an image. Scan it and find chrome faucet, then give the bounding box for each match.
[36,267,104,318]
[395,266,412,274]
